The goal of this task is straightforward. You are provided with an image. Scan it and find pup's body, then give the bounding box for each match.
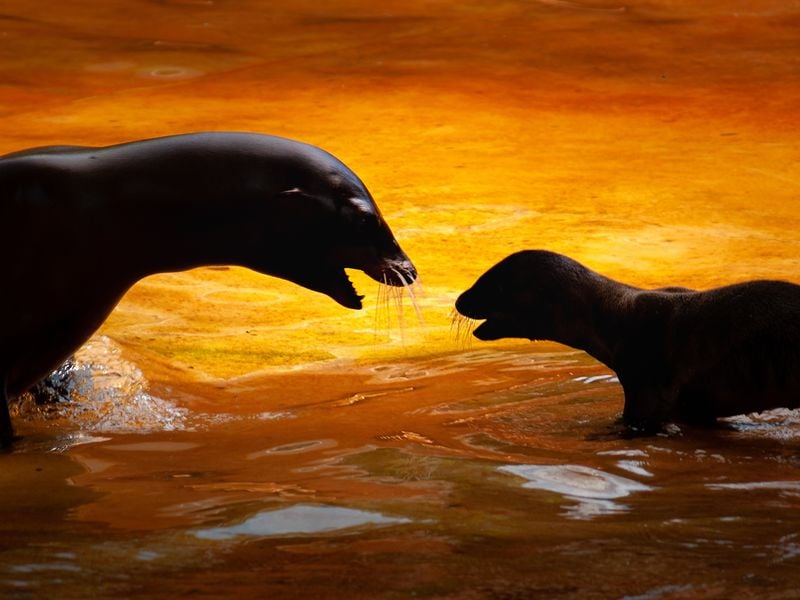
[456,250,800,432]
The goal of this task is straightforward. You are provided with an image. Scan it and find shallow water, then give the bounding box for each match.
[2,0,800,598]
[8,341,800,598]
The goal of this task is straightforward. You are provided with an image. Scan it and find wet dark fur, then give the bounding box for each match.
[0,132,417,446]
[456,250,800,433]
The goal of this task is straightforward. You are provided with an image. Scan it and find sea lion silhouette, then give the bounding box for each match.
[1,132,417,446]
[456,250,800,433]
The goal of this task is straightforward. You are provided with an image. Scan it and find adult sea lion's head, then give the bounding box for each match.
[456,250,587,342]
[244,138,417,310]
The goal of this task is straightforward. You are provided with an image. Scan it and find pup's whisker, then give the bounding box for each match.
[450,309,476,348]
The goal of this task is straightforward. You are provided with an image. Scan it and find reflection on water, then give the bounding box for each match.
[707,481,800,493]
[499,463,653,520]
[6,346,800,596]
[194,504,411,540]
[247,439,338,458]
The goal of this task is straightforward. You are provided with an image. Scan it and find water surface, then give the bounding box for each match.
[2,0,800,597]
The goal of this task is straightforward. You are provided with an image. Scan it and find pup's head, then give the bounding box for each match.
[455,250,587,341]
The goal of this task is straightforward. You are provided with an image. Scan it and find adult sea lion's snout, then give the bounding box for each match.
[316,190,417,309]
[305,254,417,311]
[363,253,417,288]
[325,237,418,310]
[270,201,418,310]
[239,139,419,311]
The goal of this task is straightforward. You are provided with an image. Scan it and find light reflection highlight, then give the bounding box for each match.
[499,463,653,520]
[193,504,412,540]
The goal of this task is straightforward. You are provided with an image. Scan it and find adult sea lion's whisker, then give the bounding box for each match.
[374,272,401,340]
[391,266,424,325]
[377,273,391,336]
[390,271,406,338]
[374,280,384,340]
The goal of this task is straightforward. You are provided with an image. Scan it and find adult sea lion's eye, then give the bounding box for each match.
[356,212,378,233]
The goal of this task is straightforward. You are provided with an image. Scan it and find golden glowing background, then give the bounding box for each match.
[3,3,800,597]
[3,0,798,378]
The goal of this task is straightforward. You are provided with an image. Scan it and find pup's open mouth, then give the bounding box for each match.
[471,313,528,341]
[471,318,504,341]
[455,296,516,342]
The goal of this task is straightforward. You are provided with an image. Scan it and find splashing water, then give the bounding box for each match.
[12,336,188,433]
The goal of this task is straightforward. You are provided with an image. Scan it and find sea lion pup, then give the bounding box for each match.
[455,250,800,433]
[0,132,417,447]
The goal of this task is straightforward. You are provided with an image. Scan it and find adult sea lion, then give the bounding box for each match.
[455,250,800,433]
[1,132,417,447]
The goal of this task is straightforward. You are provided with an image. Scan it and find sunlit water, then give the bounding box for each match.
[3,0,800,597]
[7,340,800,597]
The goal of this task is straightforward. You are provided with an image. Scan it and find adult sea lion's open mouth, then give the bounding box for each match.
[293,265,364,310]
[310,256,418,310]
